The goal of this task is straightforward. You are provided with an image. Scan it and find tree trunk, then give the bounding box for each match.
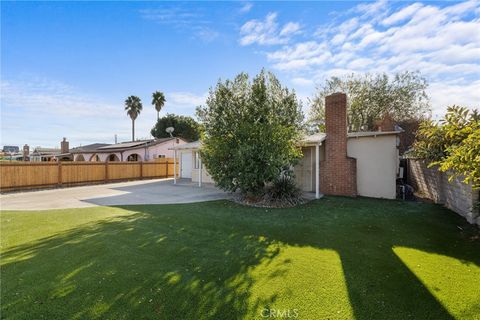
[132,119,135,141]
[157,111,159,121]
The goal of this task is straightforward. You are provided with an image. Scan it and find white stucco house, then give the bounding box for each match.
[170,93,400,200]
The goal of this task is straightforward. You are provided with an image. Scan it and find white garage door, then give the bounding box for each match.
[180,152,192,178]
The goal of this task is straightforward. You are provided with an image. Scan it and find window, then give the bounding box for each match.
[158,155,165,158]
[126,154,139,161]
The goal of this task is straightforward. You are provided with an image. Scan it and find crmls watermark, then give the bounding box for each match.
[260,308,299,318]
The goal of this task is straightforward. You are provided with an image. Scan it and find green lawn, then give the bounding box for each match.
[1,198,479,319]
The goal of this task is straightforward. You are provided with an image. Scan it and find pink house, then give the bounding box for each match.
[70,138,188,162]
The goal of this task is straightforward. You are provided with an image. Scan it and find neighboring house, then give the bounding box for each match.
[71,137,188,162]
[30,138,72,161]
[169,140,209,183]
[2,146,19,153]
[1,153,24,161]
[171,93,400,200]
[30,147,63,162]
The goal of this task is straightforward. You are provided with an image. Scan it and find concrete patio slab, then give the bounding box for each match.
[0,179,231,210]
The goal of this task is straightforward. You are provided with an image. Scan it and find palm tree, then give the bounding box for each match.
[152,91,166,121]
[124,95,143,141]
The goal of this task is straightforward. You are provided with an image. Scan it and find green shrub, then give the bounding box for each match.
[197,70,303,196]
[263,171,303,207]
[412,106,480,188]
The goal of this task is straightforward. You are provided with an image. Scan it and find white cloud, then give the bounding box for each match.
[0,78,117,117]
[339,18,359,34]
[382,3,423,26]
[353,0,389,22]
[240,2,253,14]
[331,34,346,46]
[428,80,480,117]
[253,1,480,115]
[279,22,301,36]
[139,8,202,25]
[426,44,480,64]
[267,41,327,61]
[140,7,219,43]
[347,58,374,70]
[0,78,135,147]
[357,30,385,48]
[169,92,206,106]
[194,26,219,42]
[355,0,387,15]
[442,0,479,16]
[267,41,331,70]
[291,77,314,87]
[239,12,301,46]
[1,77,206,147]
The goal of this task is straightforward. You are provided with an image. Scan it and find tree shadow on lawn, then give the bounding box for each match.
[1,205,282,320]
[1,198,479,319]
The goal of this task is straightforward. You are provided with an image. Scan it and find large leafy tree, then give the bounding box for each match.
[196,70,303,196]
[151,114,200,141]
[308,71,430,132]
[124,95,143,141]
[152,91,166,120]
[412,106,480,188]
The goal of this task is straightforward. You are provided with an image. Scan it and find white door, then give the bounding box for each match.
[180,151,192,178]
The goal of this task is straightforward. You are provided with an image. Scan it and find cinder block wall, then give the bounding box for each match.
[320,93,357,197]
[408,159,479,225]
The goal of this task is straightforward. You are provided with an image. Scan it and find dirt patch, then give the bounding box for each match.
[231,194,309,208]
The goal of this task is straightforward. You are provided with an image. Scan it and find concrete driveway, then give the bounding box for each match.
[0,179,231,210]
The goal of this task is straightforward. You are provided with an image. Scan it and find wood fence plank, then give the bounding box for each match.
[0,158,175,191]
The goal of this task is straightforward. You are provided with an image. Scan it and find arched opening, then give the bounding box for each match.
[126,153,142,162]
[74,154,85,162]
[89,154,100,162]
[107,154,120,162]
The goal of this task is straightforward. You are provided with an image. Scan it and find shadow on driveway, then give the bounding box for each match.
[0,179,231,210]
[84,179,232,207]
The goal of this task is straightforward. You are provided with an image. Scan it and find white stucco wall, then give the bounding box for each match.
[124,139,186,161]
[296,135,398,198]
[190,151,214,184]
[178,135,398,199]
[347,135,398,199]
[294,146,325,192]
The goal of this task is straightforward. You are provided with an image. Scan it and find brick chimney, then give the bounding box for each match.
[61,137,69,154]
[22,144,29,161]
[374,113,395,132]
[320,93,357,197]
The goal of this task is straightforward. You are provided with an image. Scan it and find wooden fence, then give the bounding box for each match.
[0,158,178,192]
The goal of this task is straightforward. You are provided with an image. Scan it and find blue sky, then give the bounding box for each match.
[1,1,479,148]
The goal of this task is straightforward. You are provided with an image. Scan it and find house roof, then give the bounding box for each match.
[37,153,72,159]
[71,138,179,153]
[97,138,176,151]
[70,143,110,153]
[301,133,327,146]
[97,141,151,150]
[169,131,401,150]
[302,131,401,145]
[31,148,61,155]
[33,147,61,153]
[347,131,401,138]
[169,140,201,150]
